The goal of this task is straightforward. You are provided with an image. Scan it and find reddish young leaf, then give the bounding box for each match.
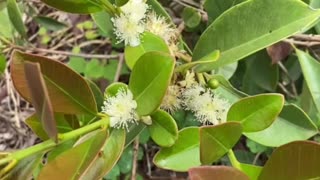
[10,50,97,115]
[38,130,108,180]
[24,62,57,142]
[267,42,292,64]
[189,166,249,180]
[259,141,320,180]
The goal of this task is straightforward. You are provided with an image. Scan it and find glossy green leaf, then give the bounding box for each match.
[91,11,113,37]
[1,154,42,180]
[40,0,102,14]
[125,32,170,69]
[182,7,201,29]
[81,129,125,179]
[259,141,320,180]
[115,0,129,6]
[200,122,242,165]
[24,62,57,142]
[38,130,108,180]
[175,50,220,73]
[227,94,284,132]
[193,0,320,72]
[129,51,174,116]
[34,16,68,31]
[104,82,128,97]
[189,166,249,180]
[311,0,320,33]
[245,104,318,147]
[204,0,246,24]
[10,50,98,115]
[26,114,74,141]
[296,49,320,113]
[125,123,146,147]
[239,163,262,180]
[149,110,178,147]
[153,127,201,172]
[7,0,26,38]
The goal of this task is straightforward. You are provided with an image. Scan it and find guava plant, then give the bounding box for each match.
[1,0,320,179]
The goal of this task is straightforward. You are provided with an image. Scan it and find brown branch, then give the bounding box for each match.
[10,45,119,60]
[131,138,140,180]
[113,54,124,82]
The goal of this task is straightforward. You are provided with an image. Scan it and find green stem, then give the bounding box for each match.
[0,118,109,166]
[196,73,206,85]
[228,150,241,170]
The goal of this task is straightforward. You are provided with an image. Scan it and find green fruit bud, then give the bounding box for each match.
[208,78,220,89]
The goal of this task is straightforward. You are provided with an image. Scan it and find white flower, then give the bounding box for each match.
[121,0,149,22]
[179,71,197,88]
[101,88,138,130]
[112,14,145,47]
[160,85,182,113]
[146,12,177,45]
[112,0,148,46]
[182,84,229,125]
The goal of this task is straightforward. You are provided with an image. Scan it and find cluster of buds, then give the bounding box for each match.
[161,71,230,125]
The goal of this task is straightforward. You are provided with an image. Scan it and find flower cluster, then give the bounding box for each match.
[112,0,148,46]
[112,0,178,49]
[101,88,138,130]
[160,71,230,125]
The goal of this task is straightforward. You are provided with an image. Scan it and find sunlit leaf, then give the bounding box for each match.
[193,0,320,72]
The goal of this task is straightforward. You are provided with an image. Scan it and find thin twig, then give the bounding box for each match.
[131,138,140,180]
[113,54,124,82]
[10,45,119,60]
[278,83,296,99]
[277,62,298,97]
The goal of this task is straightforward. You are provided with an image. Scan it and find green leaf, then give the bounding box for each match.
[125,123,146,147]
[26,114,73,141]
[175,50,220,73]
[40,0,103,14]
[0,54,6,75]
[115,0,129,6]
[239,163,262,180]
[84,59,104,79]
[259,141,320,180]
[246,139,268,154]
[125,32,170,69]
[242,50,279,93]
[24,62,57,142]
[245,104,318,147]
[200,122,242,165]
[188,166,249,180]
[153,127,201,172]
[38,130,108,180]
[1,154,43,180]
[310,0,320,34]
[7,0,26,38]
[193,0,320,72]
[227,94,284,132]
[11,50,98,115]
[86,79,104,111]
[149,110,178,147]
[295,49,320,113]
[182,7,201,29]
[34,16,67,31]
[129,51,174,116]
[0,8,13,39]
[204,0,246,24]
[81,129,125,179]
[91,11,113,37]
